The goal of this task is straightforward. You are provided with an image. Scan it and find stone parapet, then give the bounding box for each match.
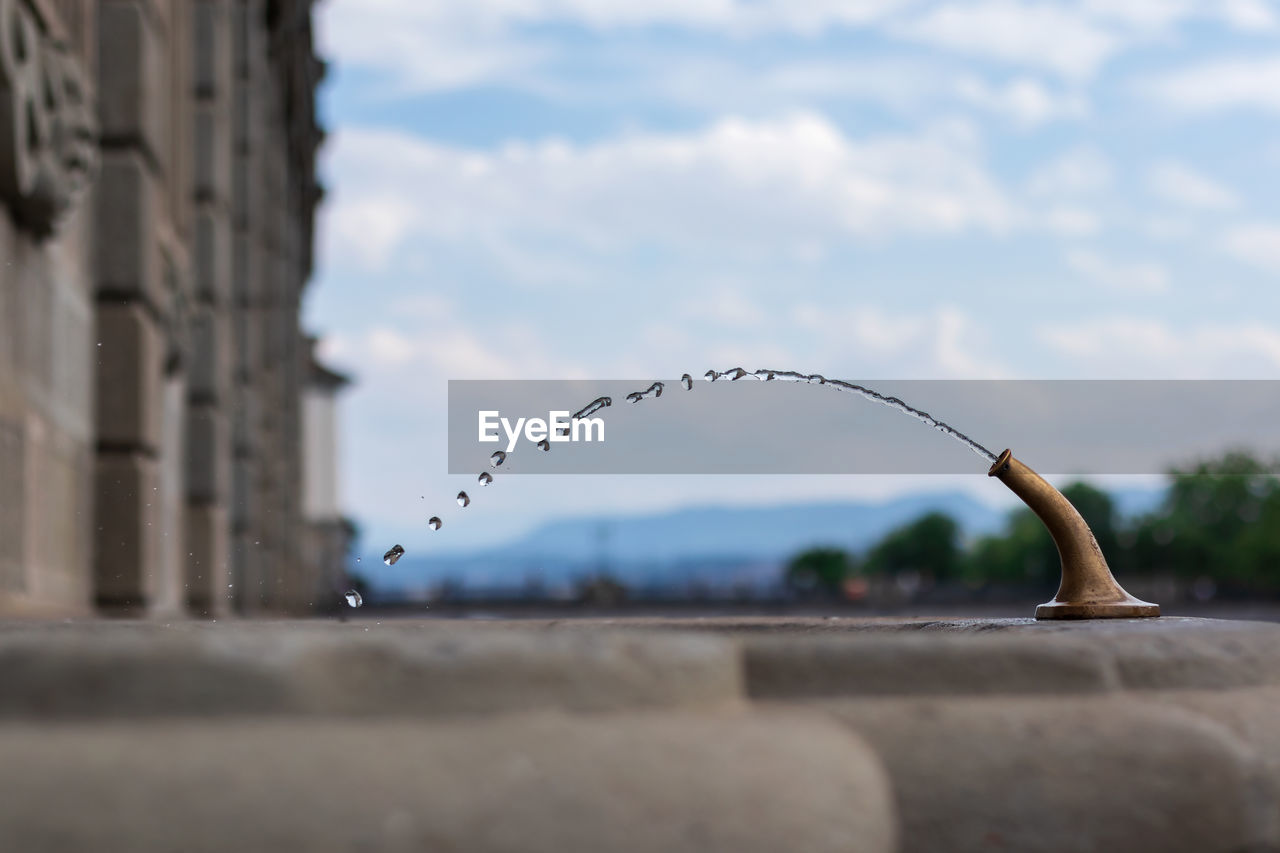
[2,616,1280,850]
[0,713,896,853]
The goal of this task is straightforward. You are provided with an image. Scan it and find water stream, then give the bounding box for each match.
[345,370,996,608]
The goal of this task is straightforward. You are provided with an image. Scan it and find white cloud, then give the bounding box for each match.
[366,327,418,367]
[1040,317,1280,377]
[646,61,1092,129]
[1079,0,1199,31]
[1026,146,1113,196]
[954,76,1090,126]
[315,0,917,93]
[320,114,1017,274]
[680,285,771,329]
[1065,249,1168,293]
[1146,160,1239,210]
[896,2,1119,79]
[1042,206,1101,237]
[1221,223,1280,272]
[1139,216,1195,242]
[1137,57,1280,114]
[317,0,1280,102]
[1215,0,1279,32]
[320,295,591,380]
[1077,0,1275,33]
[315,3,543,93]
[790,304,1011,378]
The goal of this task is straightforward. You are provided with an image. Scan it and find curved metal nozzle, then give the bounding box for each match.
[988,449,1159,620]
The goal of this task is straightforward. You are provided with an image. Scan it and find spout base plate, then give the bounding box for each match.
[1035,600,1161,620]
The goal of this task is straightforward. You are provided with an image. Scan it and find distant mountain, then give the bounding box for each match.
[360,486,1169,599]
[361,492,1004,597]
[491,492,1007,563]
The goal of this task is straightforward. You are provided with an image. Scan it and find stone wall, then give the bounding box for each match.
[0,0,325,617]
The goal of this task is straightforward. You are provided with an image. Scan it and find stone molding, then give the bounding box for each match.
[0,0,95,236]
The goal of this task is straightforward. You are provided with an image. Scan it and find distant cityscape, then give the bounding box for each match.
[345,451,1280,611]
[347,484,1162,606]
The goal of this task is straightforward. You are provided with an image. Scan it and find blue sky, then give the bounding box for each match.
[306,0,1280,557]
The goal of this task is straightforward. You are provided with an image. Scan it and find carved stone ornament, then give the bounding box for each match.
[0,0,95,237]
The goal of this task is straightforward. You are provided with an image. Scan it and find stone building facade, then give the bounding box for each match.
[0,0,335,617]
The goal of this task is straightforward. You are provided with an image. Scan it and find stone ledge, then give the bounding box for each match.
[0,623,743,718]
[0,711,896,853]
[744,633,1119,698]
[820,693,1273,853]
[741,622,1280,697]
[5,617,1280,717]
[526,615,1280,696]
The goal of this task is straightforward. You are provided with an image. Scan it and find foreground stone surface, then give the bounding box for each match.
[823,694,1269,853]
[0,623,742,718]
[3,615,1280,851]
[0,713,896,853]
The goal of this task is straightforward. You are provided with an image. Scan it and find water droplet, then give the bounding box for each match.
[344,590,363,608]
[572,396,611,419]
[628,381,664,402]
[536,438,551,451]
[478,472,493,486]
[681,373,693,390]
[428,516,442,531]
[647,381,664,398]
[383,544,405,566]
[356,557,362,563]
[727,367,749,380]
[490,450,506,467]
[704,370,719,381]
[457,491,470,507]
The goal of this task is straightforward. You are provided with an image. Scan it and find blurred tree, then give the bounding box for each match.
[964,483,1116,586]
[1128,451,1280,591]
[785,547,854,596]
[865,512,962,583]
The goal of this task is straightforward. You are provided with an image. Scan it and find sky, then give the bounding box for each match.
[305,0,1280,559]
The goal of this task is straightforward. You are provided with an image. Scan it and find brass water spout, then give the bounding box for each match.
[988,449,1159,620]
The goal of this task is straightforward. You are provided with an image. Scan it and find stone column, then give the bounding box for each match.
[229,0,263,612]
[93,0,189,614]
[184,0,233,617]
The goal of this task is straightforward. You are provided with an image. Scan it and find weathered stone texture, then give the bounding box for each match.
[4,617,1280,850]
[0,713,896,853]
[184,502,230,616]
[1,1,327,617]
[826,694,1267,853]
[94,301,163,451]
[0,624,742,718]
[93,452,159,609]
[96,1,165,165]
[745,632,1119,698]
[184,402,227,501]
[95,149,161,303]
